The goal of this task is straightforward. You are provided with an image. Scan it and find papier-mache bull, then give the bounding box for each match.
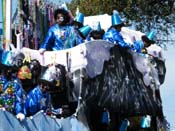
[20,39,165,110]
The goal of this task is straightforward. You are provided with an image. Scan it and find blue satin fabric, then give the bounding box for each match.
[25,85,50,116]
[132,40,144,53]
[103,27,130,48]
[103,27,144,53]
[40,24,83,51]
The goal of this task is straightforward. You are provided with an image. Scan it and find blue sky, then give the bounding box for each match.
[160,45,175,129]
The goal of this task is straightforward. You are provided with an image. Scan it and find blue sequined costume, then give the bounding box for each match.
[103,27,144,53]
[0,78,26,115]
[40,24,82,51]
[25,85,50,116]
[103,27,131,48]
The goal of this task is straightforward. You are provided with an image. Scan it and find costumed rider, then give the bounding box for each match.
[132,31,155,55]
[71,12,84,30]
[129,31,162,88]
[25,64,65,117]
[25,65,51,117]
[130,31,165,123]
[145,31,166,85]
[0,50,26,121]
[39,8,80,54]
[103,10,152,53]
[77,25,92,43]
[103,11,131,48]
[142,31,162,89]
[143,31,165,112]
[17,59,41,93]
[71,12,85,44]
[145,31,165,61]
[88,21,105,40]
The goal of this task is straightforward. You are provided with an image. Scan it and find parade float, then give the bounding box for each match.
[0,0,169,131]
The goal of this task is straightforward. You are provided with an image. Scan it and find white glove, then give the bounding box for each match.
[39,48,46,55]
[0,107,6,111]
[16,113,25,121]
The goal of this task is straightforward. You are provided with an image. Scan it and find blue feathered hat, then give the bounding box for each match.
[147,31,155,41]
[141,31,155,44]
[96,21,102,31]
[111,14,124,26]
[74,12,84,24]
[79,25,92,38]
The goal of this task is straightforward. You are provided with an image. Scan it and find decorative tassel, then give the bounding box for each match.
[119,119,130,131]
[101,108,110,124]
[141,115,151,128]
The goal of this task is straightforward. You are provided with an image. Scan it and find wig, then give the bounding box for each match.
[54,8,70,25]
